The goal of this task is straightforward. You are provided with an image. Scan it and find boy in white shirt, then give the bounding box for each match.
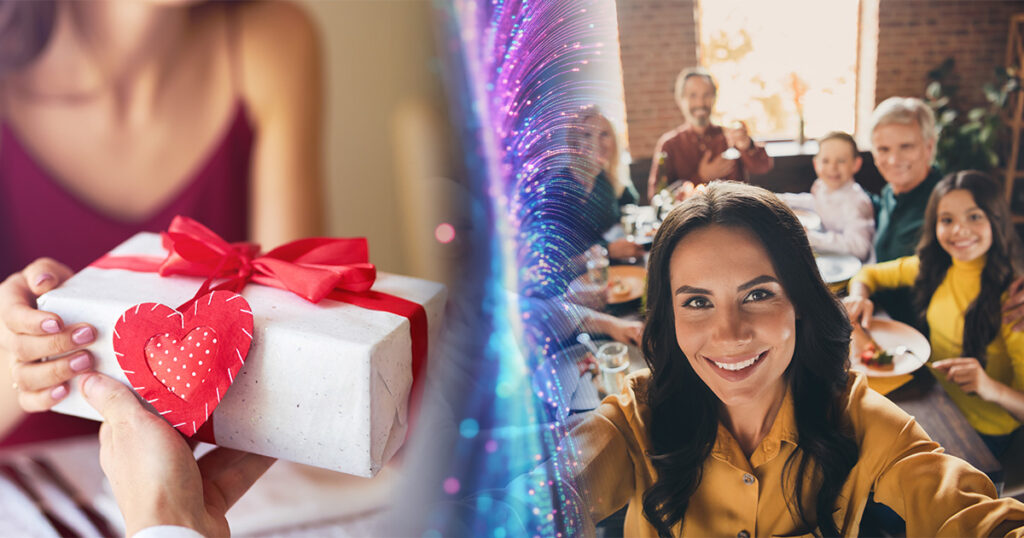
[780,131,875,261]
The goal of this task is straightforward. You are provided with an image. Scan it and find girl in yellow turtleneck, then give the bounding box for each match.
[844,170,1024,458]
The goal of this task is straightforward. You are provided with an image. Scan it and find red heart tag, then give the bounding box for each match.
[113,290,254,436]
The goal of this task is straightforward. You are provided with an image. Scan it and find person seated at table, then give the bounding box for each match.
[568,106,643,260]
[844,170,1024,459]
[0,0,323,444]
[778,131,874,262]
[501,181,1024,536]
[646,68,772,199]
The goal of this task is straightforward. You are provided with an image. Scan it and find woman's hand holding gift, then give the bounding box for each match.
[0,258,96,413]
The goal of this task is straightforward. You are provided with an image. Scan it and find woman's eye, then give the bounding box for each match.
[744,289,775,302]
[969,213,985,221]
[682,296,711,309]
[939,217,952,225]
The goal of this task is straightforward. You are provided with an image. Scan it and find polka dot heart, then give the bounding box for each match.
[113,290,254,437]
[144,328,218,401]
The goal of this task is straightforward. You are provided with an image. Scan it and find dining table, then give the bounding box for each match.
[0,434,398,537]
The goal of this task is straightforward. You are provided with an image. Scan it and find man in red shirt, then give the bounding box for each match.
[647,68,773,198]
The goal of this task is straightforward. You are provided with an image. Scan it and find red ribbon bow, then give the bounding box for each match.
[153,216,377,308]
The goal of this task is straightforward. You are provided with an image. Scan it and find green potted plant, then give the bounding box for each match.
[924,58,1019,174]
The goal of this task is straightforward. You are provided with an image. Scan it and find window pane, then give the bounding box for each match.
[698,0,858,141]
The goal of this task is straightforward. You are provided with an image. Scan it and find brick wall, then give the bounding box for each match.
[615,0,1023,161]
[874,1,1020,113]
[615,0,699,160]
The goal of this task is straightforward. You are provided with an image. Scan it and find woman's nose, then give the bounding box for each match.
[712,305,753,345]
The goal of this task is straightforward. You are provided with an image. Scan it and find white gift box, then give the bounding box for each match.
[38,232,447,477]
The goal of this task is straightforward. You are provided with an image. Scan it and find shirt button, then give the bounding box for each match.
[737,531,751,538]
[742,473,755,485]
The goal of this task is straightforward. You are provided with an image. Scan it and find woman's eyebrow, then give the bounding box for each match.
[674,285,710,296]
[737,275,779,291]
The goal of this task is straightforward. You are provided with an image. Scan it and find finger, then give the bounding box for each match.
[931,359,953,371]
[859,302,873,328]
[9,324,96,362]
[12,351,93,391]
[1005,276,1024,303]
[21,258,74,297]
[0,300,65,337]
[199,448,276,510]
[80,373,144,424]
[17,382,69,412]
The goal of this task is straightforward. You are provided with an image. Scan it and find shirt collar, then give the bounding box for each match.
[710,387,798,469]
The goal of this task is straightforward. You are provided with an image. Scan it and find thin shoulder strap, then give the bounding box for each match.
[223,3,243,96]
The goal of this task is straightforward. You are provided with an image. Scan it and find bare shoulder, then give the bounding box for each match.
[232,1,322,119]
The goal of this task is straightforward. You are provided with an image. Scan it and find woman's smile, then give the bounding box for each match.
[670,225,797,409]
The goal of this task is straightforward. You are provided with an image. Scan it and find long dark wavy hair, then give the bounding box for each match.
[0,1,56,76]
[640,182,859,536]
[913,171,1024,364]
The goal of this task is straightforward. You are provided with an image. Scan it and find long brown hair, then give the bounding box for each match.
[641,181,858,536]
[0,1,56,76]
[913,170,1024,363]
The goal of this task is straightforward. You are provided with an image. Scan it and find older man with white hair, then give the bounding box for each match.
[868,97,1024,330]
[869,97,943,263]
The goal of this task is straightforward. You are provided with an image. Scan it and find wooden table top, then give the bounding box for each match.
[886,367,1003,490]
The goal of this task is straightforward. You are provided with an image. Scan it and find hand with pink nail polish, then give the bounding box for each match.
[0,258,96,435]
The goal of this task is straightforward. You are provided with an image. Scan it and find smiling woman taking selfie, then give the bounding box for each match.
[548,182,1024,536]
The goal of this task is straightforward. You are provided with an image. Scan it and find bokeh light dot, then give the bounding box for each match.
[443,477,460,495]
[459,418,480,438]
[485,439,499,452]
[434,222,456,244]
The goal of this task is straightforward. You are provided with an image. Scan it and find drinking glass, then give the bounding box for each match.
[597,342,630,395]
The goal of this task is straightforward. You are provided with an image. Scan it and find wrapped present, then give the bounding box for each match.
[38,218,446,477]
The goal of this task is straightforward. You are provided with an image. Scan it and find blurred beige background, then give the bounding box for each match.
[301,0,460,283]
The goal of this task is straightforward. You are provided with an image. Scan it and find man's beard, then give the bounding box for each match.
[688,107,711,126]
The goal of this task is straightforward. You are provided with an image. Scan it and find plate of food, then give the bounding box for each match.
[606,265,646,305]
[849,318,930,377]
[816,253,862,286]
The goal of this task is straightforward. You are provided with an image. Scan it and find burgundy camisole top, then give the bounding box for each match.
[0,102,254,445]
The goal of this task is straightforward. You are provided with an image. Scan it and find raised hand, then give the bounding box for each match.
[697,150,736,182]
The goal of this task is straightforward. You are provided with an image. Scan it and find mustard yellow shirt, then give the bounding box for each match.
[852,255,1024,435]
[555,370,1024,536]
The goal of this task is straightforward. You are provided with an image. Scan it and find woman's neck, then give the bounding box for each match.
[719,381,787,458]
[8,0,191,123]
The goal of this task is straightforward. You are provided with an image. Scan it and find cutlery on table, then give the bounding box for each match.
[31,456,117,537]
[0,462,82,538]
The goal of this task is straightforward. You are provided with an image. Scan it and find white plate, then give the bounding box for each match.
[850,319,930,377]
[793,208,822,231]
[816,253,862,285]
